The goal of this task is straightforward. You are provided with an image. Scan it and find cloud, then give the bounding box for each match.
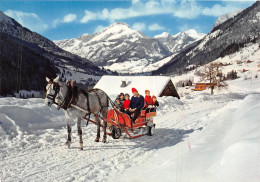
[4,9,48,33]
[94,25,106,33]
[80,10,98,23]
[63,13,77,23]
[203,4,238,17]
[132,22,146,31]
[148,23,165,31]
[178,24,203,33]
[202,1,255,17]
[52,13,77,28]
[174,0,202,19]
[80,0,203,23]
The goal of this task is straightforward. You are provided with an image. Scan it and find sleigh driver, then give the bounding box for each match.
[125,88,144,127]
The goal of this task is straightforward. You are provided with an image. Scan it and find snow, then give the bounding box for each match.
[87,22,144,43]
[178,29,205,40]
[57,67,101,85]
[0,74,260,181]
[104,53,178,74]
[142,54,177,72]
[104,59,148,74]
[257,12,260,18]
[118,92,260,182]
[1,36,260,181]
[155,30,205,41]
[14,90,40,98]
[154,32,171,39]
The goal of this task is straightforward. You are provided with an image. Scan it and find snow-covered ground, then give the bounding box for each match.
[1,75,260,181]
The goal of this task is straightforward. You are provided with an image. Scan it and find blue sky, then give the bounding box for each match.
[0,0,256,40]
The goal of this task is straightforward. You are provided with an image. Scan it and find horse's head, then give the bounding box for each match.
[45,76,60,107]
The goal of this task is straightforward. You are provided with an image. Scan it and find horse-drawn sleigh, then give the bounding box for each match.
[84,107,156,139]
[45,76,156,150]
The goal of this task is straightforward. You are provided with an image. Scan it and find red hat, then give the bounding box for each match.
[145,90,150,93]
[152,95,156,99]
[132,88,138,93]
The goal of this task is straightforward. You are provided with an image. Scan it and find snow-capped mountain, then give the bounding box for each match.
[212,9,243,30]
[55,23,204,73]
[153,1,260,75]
[0,11,105,96]
[55,22,171,72]
[154,29,205,53]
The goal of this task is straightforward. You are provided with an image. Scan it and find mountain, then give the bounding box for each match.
[212,9,243,30]
[55,23,204,74]
[153,1,260,75]
[154,29,205,53]
[55,22,172,73]
[0,11,105,96]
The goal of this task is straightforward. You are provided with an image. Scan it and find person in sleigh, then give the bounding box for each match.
[150,95,159,112]
[114,98,123,111]
[122,93,131,113]
[127,88,144,125]
[143,90,159,112]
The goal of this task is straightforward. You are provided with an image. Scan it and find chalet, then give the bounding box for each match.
[94,76,180,99]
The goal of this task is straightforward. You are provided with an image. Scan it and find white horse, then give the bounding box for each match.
[45,76,109,150]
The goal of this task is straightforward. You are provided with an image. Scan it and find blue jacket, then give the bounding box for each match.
[129,95,144,110]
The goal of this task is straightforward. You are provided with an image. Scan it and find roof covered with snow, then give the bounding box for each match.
[94,76,172,98]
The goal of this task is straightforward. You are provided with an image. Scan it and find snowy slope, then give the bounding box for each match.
[1,76,259,182]
[55,22,171,73]
[154,29,205,53]
[118,92,260,182]
[55,23,205,74]
[154,1,260,75]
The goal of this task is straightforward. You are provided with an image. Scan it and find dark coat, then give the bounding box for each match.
[114,101,123,110]
[129,95,144,110]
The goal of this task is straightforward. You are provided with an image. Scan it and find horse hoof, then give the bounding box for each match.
[102,138,107,143]
[65,140,71,147]
[78,143,83,150]
[95,138,100,142]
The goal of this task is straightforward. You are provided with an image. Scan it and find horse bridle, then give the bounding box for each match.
[46,80,73,110]
[46,80,61,105]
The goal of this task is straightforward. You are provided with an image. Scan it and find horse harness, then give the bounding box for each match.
[80,88,108,114]
[47,81,109,118]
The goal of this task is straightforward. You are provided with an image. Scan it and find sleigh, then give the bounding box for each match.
[83,108,156,139]
[106,108,156,139]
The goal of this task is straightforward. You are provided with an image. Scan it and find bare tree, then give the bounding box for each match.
[201,63,228,95]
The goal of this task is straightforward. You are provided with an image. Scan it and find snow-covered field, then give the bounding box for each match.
[1,75,260,182]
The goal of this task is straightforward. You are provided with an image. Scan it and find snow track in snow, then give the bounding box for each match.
[0,88,251,182]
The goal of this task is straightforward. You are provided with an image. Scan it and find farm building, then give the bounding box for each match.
[94,76,180,99]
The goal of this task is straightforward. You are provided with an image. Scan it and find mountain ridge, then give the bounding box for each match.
[153,1,260,75]
[55,23,204,73]
[0,10,106,96]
